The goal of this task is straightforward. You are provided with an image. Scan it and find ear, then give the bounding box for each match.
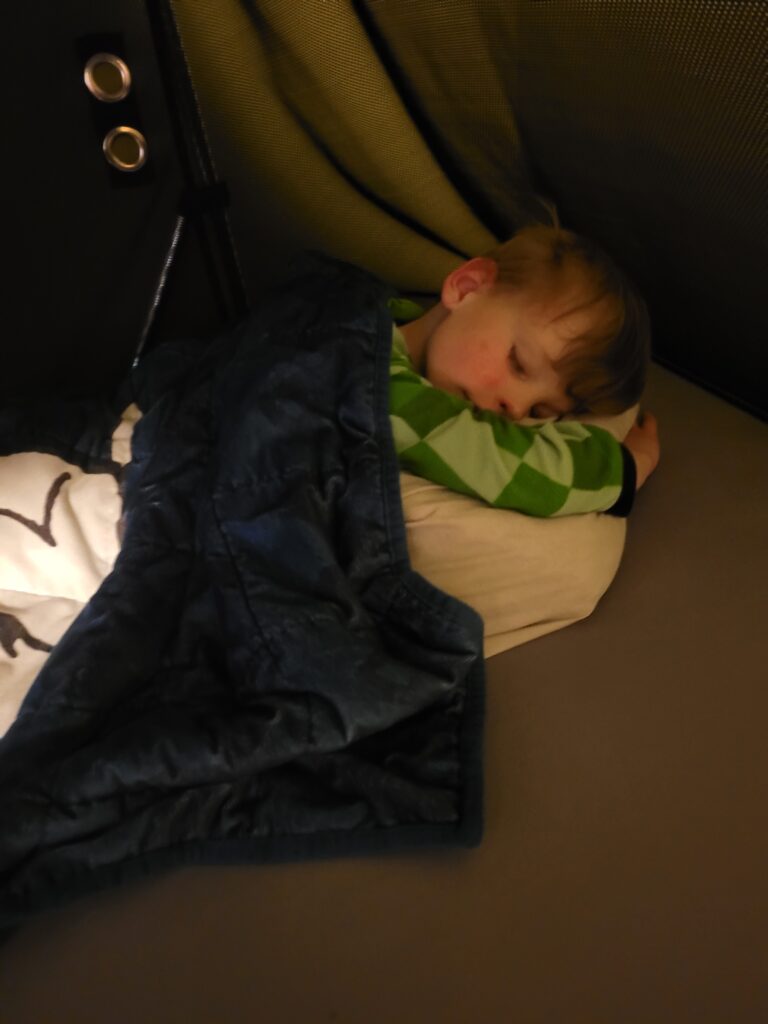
[441,257,498,309]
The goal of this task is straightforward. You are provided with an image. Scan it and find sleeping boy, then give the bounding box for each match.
[388,224,660,518]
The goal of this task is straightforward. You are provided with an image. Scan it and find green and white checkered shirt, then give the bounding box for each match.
[389,324,635,518]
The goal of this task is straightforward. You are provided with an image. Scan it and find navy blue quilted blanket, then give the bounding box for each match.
[0,252,484,935]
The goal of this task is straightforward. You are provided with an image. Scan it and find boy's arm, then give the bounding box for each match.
[389,333,636,518]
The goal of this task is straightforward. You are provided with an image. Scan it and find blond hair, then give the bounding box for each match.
[482,206,651,415]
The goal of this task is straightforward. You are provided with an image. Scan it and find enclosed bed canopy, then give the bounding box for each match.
[2,3,767,1022]
[174,0,767,419]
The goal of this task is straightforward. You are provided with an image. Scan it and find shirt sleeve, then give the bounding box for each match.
[389,328,635,518]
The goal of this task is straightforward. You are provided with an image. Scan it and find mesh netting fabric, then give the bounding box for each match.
[172,0,766,416]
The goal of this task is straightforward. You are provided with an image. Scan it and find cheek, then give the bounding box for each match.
[428,328,505,389]
[456,338,503,388]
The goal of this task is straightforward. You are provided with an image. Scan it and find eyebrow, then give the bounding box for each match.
[515,340,540,371]
[517,338,552,374]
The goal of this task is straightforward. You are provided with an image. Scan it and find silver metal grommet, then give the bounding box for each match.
[84,53,132,102]
[102,126,147,172]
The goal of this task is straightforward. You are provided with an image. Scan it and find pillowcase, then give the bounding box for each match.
[403,406,639,658]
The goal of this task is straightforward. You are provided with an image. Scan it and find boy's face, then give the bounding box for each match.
[423,257,579,421]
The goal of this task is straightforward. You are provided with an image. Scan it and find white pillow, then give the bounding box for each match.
[0,419,132,736]
[403,406,639,657]
[0,590,87,737]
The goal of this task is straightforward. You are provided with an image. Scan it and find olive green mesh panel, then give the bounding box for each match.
[170,0,501,296]
[171,0,766,417]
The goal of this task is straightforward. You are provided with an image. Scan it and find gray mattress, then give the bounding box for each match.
[2,362,766,1023]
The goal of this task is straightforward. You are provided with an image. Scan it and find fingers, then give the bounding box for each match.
[638,410,658,432]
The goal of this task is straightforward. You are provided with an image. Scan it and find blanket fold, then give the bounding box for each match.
[0,251,484,933]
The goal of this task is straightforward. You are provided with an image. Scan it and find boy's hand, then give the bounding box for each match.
[624,411,660,490]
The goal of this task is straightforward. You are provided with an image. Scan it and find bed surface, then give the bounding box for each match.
[2,362,766,1023]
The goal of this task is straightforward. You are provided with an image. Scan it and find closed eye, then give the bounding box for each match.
[508,346,526,377]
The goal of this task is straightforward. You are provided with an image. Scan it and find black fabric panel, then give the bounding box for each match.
[3,0,244,404]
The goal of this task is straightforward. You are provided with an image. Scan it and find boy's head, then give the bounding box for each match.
[411,223,651,421]
[481,224,651,416]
